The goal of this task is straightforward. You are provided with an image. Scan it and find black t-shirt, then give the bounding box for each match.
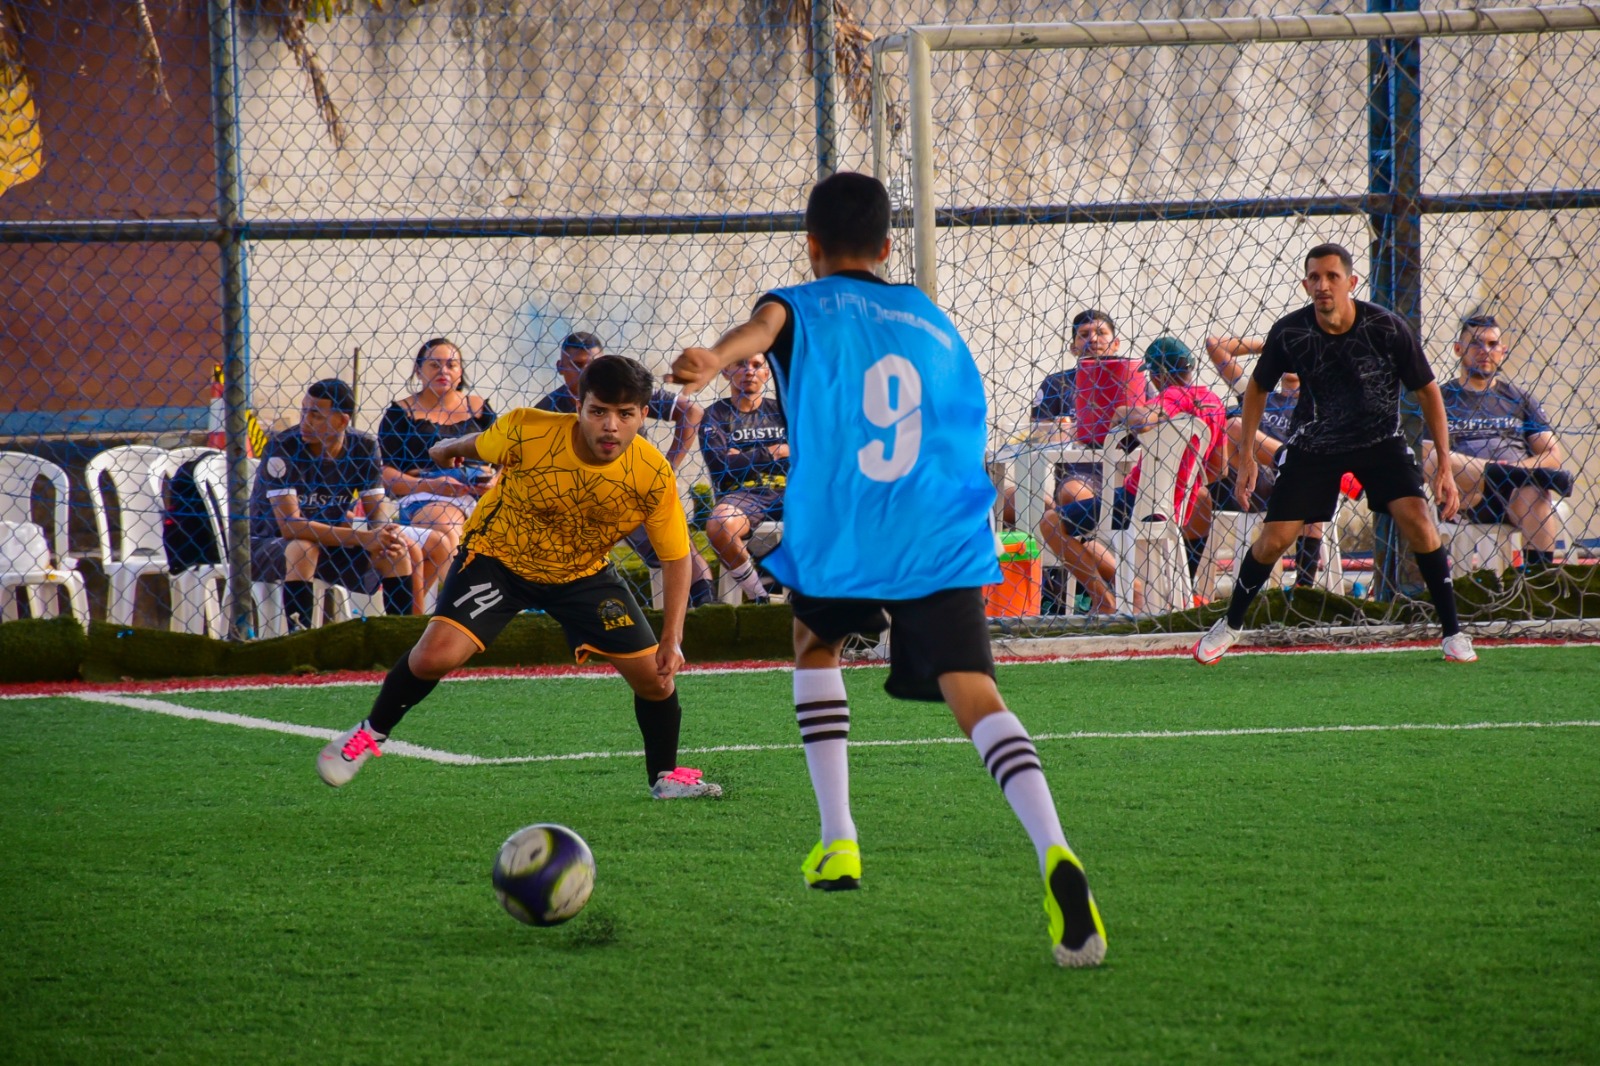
[1031,369,1077,421]
[250,427,384,541]
[699,396,789,494]
[377,398,497,474]
[1252,300,1434,454]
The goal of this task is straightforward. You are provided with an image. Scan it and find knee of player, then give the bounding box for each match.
[284,538,320,568]
[630,674,674,702]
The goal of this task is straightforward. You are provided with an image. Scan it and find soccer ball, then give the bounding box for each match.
[491,823,596,927]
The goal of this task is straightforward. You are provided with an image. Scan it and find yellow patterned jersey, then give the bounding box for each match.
[459,408,689,584]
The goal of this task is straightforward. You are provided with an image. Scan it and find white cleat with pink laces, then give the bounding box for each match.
[317,721,385,788]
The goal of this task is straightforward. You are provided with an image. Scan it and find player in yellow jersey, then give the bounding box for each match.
[317,356,722,799]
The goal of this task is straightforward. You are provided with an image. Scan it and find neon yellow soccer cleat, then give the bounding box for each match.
[1044,844,1107,968]
[801,839,861,891]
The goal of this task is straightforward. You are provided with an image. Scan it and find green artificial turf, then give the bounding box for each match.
[3,647,1598,1064]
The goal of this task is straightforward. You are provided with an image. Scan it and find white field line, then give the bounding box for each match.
[69,693,1600,768]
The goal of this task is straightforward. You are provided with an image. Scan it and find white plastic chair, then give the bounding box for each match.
[0,519,89,623]
[1204,497,1347,597]
[179,453,235,638]
[1103,415,1210,616]
[85,445,187,630]
[0,451,85,617]
[1441,518,1520,573]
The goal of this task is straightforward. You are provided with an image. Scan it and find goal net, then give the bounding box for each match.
[868,6,1600,644]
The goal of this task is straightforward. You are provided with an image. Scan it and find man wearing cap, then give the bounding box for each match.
[250,377,416,630]
[1409,314,1571,571]
[537,331,716,606]
[1038,336,1227,613]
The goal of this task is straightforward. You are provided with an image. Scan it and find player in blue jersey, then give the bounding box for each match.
[669,172,1106,968]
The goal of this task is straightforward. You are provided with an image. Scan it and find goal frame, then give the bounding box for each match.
[868,4,1600,301]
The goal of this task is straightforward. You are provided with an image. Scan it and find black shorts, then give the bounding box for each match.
[434,552,657,664]
[1265,437,1425,523]
[250,537,381,594]
[789,586,995,702]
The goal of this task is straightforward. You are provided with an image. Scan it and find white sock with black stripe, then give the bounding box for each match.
[794,667,856,845]
[972,710,1068,875]
[726,559,768,600]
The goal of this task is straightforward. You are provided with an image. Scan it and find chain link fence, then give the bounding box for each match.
[2,0,1596,644]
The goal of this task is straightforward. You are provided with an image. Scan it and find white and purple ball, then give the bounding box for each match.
[492,823,595,927]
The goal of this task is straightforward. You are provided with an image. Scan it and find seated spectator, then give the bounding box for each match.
[699,353,788,603]
[251,378,415,630]
[540,331,715,606]
[1206,335,1332,587]
[1039,337,1227,613]
[1007,308,1146,528]
[378,337,497,594]
[1410,314,1571,570]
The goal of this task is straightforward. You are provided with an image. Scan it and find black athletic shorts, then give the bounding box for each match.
[433,551,657,664]
[250,537,381,593]
[789,586,995,703]
[1265,437,1425,523]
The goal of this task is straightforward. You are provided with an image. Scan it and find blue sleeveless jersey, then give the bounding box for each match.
[762,274,1000,599]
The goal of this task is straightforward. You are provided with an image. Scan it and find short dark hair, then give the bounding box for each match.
[805,171,890,258]
[307,378,356,416]
[1071,308,1116,335]
[414,337,467,390]
[576,355,653,409]
[1304,243,1355,274]
[1459,313,1499,337]
[561,331,603,352]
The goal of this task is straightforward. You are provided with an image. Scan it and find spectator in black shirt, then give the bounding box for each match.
[1195,243,1475,665]
[378,337,498,594]
[700,353,788,603]
[250,378,415,629]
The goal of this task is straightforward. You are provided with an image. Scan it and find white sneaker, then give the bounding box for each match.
[650,766,723,799]
[1193,618,1241,666]
[317,721,385,787]
[1442,632,1477,663]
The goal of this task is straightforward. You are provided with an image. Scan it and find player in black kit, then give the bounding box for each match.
[1194,243,1477,664]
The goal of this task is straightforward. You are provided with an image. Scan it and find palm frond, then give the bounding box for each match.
[131,0,173,106]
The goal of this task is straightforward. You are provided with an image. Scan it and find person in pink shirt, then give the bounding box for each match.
[1039,336,1228,613]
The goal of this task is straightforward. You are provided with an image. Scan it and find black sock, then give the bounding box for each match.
[283,580,314,631]
[1184,536,1207,581]
[1414,546,1462,638]
[1294,536,1323,587]
[1523,548,1554,570]
[689,578,715,608]
[1227,549,1274,629]
[366,653,441,736]
[382,576,415,617]
[634,689,682,785]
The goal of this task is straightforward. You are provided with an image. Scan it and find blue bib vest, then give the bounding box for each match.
[762,274,1000,600]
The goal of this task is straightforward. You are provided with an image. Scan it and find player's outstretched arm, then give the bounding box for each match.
[429,433,483,470]
[668,301,788,391]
